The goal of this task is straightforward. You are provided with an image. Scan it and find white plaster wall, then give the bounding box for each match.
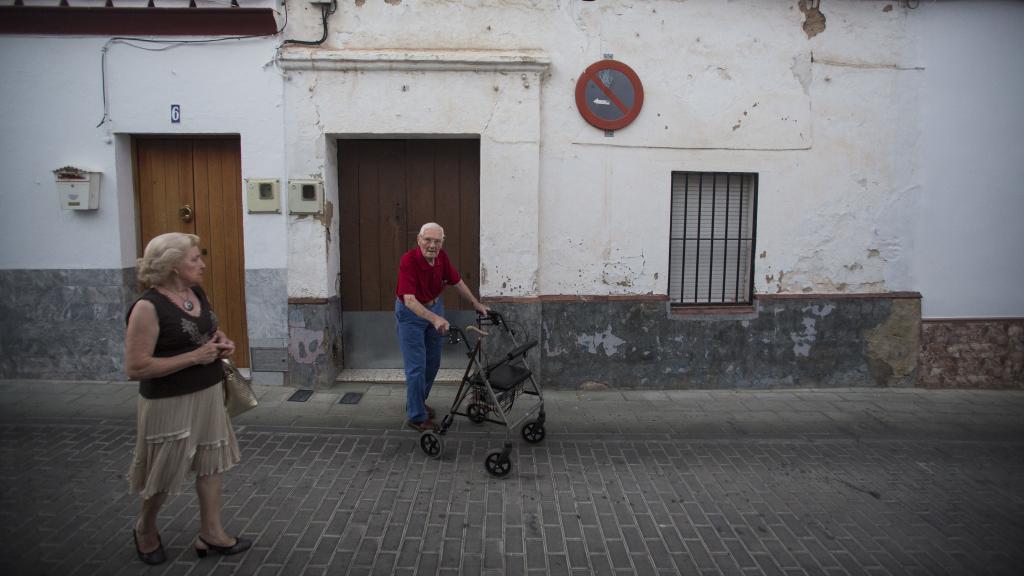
[916,2,1024,318]
[0,37,127,270]
[0,35,286,270]
[285,0,933,300]
[541,0,924,297]
[539,0,913,297]
[280,56,544,298]
[756,0,922,297]
[99,37,287,270]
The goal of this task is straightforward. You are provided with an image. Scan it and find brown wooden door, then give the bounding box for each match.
[340,139,480,312]
[135,137,250,368]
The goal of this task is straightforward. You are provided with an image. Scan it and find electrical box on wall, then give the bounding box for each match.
[288,179,323,214]
[245,179,281,213]
[54,166,100,210]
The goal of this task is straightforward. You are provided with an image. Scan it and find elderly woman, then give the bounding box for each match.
[125,232,251,565]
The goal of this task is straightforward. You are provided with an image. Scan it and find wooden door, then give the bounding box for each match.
[338,139,480,368]
[134,137,250,368]
[339,139,480,312]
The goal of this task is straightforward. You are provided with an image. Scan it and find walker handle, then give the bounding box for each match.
[477,310,514,335]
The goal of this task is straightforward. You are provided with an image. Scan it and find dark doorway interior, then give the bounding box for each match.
[338,138,481,368]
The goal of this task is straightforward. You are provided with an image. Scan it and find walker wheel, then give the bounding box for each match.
[521,420,546,444]
[419,430,443,459]
[467,403,488,424]
[484,449,512,477]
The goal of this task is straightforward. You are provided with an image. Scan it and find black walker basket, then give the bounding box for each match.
[416,311,546,477]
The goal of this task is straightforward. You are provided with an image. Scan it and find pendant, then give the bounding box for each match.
[183,300,194,311]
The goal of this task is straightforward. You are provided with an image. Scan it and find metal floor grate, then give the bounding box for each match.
[287,389,313,402]
[339,392,363,405]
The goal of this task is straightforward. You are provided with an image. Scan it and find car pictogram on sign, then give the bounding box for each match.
[574,59,644,132]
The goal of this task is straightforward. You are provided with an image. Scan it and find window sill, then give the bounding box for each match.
[670,303,757,320]
[672,304,755,314]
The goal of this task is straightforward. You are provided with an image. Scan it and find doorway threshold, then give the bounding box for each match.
[335,368,463,384]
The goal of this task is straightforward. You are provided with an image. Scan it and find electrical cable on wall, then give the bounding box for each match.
[96,2,290,127]
[283,0,336,46]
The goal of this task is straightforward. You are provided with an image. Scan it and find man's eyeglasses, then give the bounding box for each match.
[420,237,444,245]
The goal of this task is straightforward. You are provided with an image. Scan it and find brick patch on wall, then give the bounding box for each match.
[919,319,1024,389]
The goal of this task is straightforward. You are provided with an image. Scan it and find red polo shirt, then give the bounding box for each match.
[395,247,461,304]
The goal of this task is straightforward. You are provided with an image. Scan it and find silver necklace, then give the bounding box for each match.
[166,287,194,311]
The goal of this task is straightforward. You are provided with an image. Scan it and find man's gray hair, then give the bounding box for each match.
[419,222,444,237]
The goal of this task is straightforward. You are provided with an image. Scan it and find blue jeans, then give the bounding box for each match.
[395,298,445,423]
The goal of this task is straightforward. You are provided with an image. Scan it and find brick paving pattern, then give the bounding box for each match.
[2,415,1023,576]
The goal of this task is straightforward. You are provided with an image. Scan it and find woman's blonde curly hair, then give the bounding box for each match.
[136,232,200,288]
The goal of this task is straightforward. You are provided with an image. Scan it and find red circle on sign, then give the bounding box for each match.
[574,60,644,131]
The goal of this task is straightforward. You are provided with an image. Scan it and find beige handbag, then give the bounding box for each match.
[222,359,258,417]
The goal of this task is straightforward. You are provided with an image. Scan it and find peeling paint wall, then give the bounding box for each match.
[747,1,923,299]
[278,0,935,301]
[287,298,343,389]
[279,54,544,299]
[541,1,815,297]
[511,294,920,390]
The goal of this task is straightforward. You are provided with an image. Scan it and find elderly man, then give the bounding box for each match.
[396,222,489,431]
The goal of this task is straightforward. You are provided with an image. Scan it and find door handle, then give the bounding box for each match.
[179,204,193,223]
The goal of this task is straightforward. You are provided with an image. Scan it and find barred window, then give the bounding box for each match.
[668,172,758,305]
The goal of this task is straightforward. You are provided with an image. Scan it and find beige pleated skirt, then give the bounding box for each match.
[129,381,241,499]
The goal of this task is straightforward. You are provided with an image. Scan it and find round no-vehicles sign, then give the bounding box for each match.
[574,59,644,132]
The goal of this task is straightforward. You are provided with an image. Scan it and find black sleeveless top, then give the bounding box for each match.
[127,286,224,399]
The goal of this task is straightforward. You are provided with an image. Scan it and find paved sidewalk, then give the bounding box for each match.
[1,379,1023,576]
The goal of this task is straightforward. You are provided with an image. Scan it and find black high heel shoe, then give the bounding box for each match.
[195,534,252,558]
[133,528,167,565]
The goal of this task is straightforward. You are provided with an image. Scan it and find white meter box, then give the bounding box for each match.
[246,179,281,213]
[288,179,323,214]
[54,167,100,210]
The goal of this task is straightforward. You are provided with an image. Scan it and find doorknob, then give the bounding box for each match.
[179,204,193,223]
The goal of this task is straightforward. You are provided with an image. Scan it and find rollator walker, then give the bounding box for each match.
[417,311,546,477]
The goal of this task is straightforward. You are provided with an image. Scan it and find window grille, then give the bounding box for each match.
[668,171,758,305]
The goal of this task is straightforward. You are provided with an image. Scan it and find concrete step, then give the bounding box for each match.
[335,368,464,384]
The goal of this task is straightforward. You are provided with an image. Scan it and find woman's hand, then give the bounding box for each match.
[212,331,236,359]
[193,339,232,365]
